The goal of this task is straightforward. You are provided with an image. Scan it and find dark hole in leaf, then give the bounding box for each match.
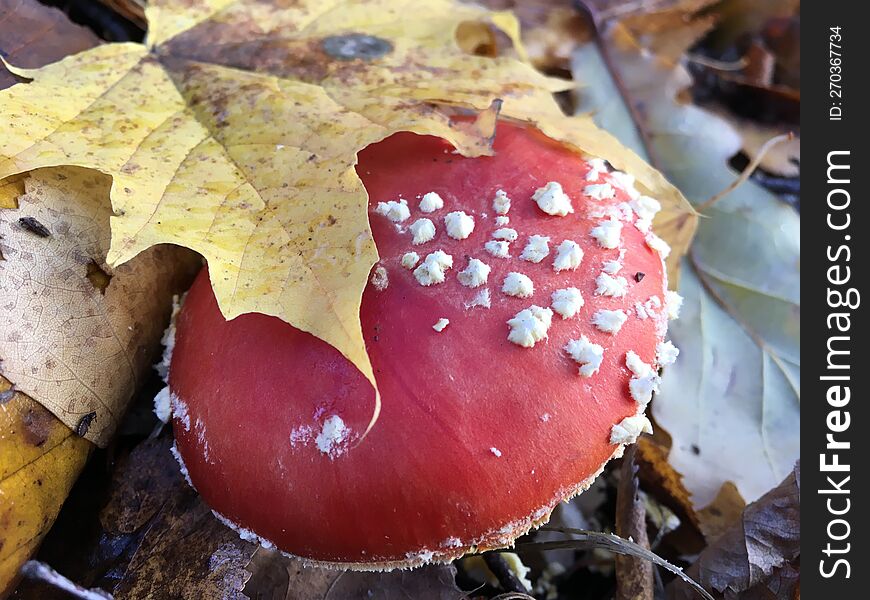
[455,21,498,57]
[86,260,112,294]
[321,33,393,61]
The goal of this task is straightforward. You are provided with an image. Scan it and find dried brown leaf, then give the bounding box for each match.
[244,548,342,600]
[695,482,746,544]
[324,565,465,600]
[707,0,799,48]
[101,436,258,600]
[0,0,99,89]
[667,463,800,600]
[608,0,720,64]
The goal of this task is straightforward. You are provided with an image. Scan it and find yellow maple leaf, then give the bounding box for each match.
[0,0,695,428]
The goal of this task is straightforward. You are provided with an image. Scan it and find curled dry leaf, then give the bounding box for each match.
[0,169,200,445]
[0,0,695,431]
[587,0,719,66]
[572,22,799,510]
[667,463,799,600]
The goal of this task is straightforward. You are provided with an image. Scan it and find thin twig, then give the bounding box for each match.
[696,133,794,212]
[686,53,747,71]
[482,552,529,594]
[615,445,653,600]
[517,529,714,600]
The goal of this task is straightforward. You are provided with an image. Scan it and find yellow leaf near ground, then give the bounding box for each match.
[0,377,91,597]
[0,0,696,429]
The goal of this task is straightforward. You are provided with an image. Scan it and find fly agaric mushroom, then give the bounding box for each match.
[164,122,679,569]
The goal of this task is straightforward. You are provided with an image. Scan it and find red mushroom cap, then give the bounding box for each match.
[168,122,671,569]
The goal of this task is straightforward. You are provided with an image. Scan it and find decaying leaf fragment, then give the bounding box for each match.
[105,438,258,600]
[0,0,695,430]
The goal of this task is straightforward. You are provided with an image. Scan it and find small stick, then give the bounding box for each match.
[615,445,653,600]
[686,54,747,71]
[697,133,794,212]
[482,552,528,594]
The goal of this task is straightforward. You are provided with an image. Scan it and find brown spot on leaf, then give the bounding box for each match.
[21,408,52,447]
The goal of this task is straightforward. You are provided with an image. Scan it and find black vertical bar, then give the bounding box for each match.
[804,2,869,596]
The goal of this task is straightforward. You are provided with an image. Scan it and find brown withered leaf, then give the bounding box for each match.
[668,463,800,600]
[0,168,200,446]
[0,0,99,90]
[600,0,719,65]
[707,0,799,49]
[695,482,747,544]
[102,436,258,600]
[100,437,184,535]
[637,432,747,547]
[244,548,342,600]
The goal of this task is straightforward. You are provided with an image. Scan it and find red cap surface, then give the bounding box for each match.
[169,122,672,569]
